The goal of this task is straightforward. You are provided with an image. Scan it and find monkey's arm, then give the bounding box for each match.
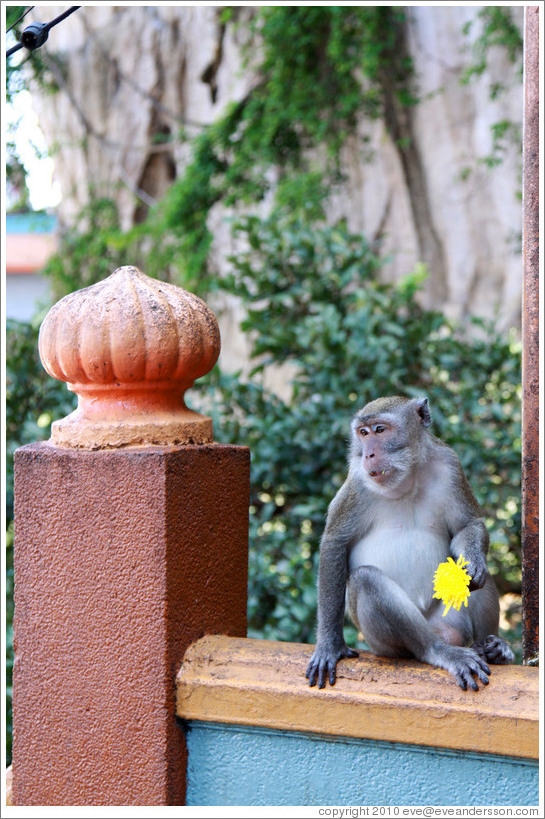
[446,459,489,591]
[306,486,360,688]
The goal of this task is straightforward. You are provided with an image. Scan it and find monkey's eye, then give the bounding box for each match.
[359,427,368,436]
[374,425,386,434]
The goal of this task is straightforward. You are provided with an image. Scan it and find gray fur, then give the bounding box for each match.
[306,396,514,692]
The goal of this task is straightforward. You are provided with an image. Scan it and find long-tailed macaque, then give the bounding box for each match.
[306,396,514,691]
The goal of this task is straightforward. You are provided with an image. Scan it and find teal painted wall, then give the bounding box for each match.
[184,722,539,807]
[6,213,57,234]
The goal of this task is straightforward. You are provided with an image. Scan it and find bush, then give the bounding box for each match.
[192,213,521,647]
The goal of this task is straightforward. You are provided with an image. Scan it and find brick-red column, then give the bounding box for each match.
[12,442,249,805]
[521,5,539,664]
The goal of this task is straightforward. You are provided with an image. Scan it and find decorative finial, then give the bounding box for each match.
[38,266,221,448]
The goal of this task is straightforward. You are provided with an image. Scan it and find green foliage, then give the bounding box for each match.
[161,6,414,287]
[5,320,77,521]
[462,7,523,83]
[478,119,522,170]
[244,7,407,163]
[43,198,128,300]
[189,213,521,646]
[459,8,523,177]
[43,7,419,299]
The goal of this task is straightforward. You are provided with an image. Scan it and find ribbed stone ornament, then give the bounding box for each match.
[38,266,221,448]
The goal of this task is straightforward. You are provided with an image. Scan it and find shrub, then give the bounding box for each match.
[191,213,521,647]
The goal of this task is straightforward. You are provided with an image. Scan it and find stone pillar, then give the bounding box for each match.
[12,267,250,806]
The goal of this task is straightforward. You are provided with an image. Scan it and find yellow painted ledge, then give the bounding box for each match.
[176,635,539,760]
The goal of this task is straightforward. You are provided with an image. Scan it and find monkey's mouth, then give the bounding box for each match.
[368,468,392,481]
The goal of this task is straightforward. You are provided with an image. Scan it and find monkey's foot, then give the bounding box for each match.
[427,643,490,691]
[306,643,359,689]
[472,635,514,665]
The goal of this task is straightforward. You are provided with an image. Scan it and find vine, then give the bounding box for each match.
[461,7,523,172]
[462,7,523,88]
[44,6,417,296]
[15,6,524,296]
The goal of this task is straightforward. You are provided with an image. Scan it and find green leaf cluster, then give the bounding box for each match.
[189,213,521,649]
[43,6,417,297]
[462,7,523,84]
[460,7,523,176]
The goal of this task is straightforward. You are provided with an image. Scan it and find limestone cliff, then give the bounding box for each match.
[28,6,523,334]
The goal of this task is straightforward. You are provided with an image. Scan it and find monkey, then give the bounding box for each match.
[306,396,514,692]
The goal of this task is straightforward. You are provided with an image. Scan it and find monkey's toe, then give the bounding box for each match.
[472,635,514,665]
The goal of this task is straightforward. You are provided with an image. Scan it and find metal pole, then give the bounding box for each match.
[521,6,540,665]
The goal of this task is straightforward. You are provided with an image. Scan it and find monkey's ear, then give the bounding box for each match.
[415,397,432,427]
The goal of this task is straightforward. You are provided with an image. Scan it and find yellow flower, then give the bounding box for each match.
[433,554,472,617]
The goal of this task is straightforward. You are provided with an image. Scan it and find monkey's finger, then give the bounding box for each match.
[456,673,468,691]
[456,658,489,691]
[318,662,328,689]
[328,662,337,687]
[468,567,487,591]
[471,653,490,677]
[473,661,490,685]
[459,668,478,691]
[306,662,318,687]
[455,665,475,690]
[480,637,514,664]
[343,648,359,659]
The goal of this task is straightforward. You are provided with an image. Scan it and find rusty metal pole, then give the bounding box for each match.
[521,7,540,665]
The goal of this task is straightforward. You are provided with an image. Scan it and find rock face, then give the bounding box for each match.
[28,6,523,334]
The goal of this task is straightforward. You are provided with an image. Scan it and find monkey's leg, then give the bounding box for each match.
[467,575,514,664]
[427,602,473,648]
[347,565,490,690]
[428,582,513,664]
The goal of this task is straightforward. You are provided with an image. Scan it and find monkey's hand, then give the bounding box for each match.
[464,554,488,591]
[306,641,359,689]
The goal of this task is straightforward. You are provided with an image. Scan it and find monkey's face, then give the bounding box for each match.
[350,396,432,498]
[350,413,419,498]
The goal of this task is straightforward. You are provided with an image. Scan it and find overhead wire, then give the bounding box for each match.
[6,6,242,208]
[6,6,81,58]
[6,6,35,35]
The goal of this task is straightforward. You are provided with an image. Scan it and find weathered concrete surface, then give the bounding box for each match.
[12,442,250,805]
[38,266,221,447]
[177,635,539,760]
